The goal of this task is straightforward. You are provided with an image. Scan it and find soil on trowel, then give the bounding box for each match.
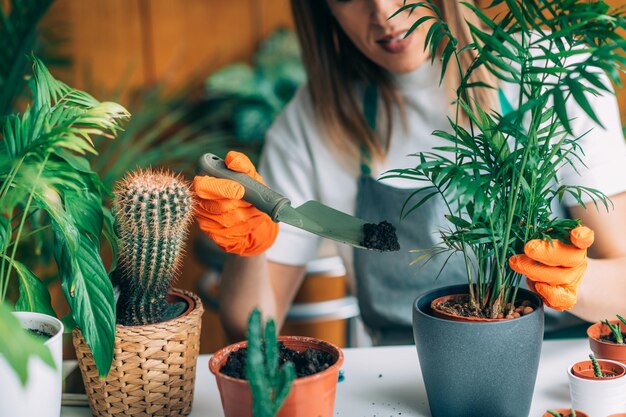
[220,342,336,380]
[434,294,535,319]
[361,221,400,252]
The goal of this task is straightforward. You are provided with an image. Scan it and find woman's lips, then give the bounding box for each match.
[376,30,413,54]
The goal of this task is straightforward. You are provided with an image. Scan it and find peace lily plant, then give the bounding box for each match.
[0,56,129,382]
[387,0,626,318]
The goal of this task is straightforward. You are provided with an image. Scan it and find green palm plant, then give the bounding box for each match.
[0,56,129,382]
[386,0,626,317]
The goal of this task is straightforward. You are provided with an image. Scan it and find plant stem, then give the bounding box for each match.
[0,153,49,301]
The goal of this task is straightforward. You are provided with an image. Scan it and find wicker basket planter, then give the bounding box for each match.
[72,289,203,417]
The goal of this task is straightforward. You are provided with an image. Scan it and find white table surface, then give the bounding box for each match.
[61,338,590,417]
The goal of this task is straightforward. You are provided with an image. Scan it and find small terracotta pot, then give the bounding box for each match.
[588,320,626,365]
[607,414,626,417]
[542,409,588,417]
[568,359,626,416]
[209,336,344,417]
[571,359,626,380]
[430,293,527,322]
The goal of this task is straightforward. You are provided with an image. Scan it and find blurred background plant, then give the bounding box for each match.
[0,0,70,118]
[204,28,305,163]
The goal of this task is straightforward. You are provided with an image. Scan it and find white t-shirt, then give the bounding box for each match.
[259,61,626,272]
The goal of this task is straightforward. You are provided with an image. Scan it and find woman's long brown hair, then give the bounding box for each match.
[290,0,498,162]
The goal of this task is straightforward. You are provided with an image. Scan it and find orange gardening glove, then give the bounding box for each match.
[509,226,594,311]
[193,151,278,256]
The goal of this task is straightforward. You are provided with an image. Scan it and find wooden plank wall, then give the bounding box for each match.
[45,0,626,120]
[44,0,294,105]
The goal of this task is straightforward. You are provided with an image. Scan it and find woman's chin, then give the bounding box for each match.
[384,60,428,75]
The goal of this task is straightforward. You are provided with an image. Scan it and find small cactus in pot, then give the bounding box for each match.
[113,168,193,326]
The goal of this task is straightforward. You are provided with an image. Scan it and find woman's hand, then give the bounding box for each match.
[193,151,278,256]
[508,226,594,311]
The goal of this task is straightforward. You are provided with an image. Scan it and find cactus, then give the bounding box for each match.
[603,318,624,344]
[113,168,193,326]
[246,308,295,417]
[589,353,603,378]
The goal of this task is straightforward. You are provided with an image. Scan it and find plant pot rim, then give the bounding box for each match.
[542,409,588,417]
[115,288,197,329]
[14,311,64,347]
[587,320,626,345]
[415,284,543,326]
[209,335,344,385]
[430,293,536,322]
[569,359,626,380]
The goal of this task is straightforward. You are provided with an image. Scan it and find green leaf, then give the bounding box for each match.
[445,214,472,229]
[552,88,572,133]
[567,78,603,127]
[54,231,115,378]
[0,301,55,386]
[10,259,56,316]
[0,215,9,252]
[64,190,103,239]
[206,64,256,97]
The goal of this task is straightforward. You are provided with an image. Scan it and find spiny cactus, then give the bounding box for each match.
[113,168,193,326]
[246,308,295,417]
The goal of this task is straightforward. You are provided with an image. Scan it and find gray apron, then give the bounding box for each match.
[353,175,467,345]
[353,84,466,345]
[352,85,588,345]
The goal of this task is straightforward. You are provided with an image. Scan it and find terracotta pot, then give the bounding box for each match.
[570,359,626,380]
[568,359,626,416]
[430,293,511,322]
[73,289,204,417]
[588,320,626,365]
[608,414,626,417]
[209,335,344,417]
[542,409,588,417]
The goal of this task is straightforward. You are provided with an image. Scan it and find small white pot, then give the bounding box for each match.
[568,359,626,416]
[0,312,64,417]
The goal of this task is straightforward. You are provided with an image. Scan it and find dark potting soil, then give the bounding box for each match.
[220,342,336,380]
[361,221,400,252]
[28,328,53,340]
[600,332,626,344]
[434,294,535,319]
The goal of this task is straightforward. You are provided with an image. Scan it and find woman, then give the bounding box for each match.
[194,0,626,344]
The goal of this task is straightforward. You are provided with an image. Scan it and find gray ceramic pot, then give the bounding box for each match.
[413,284,544,417]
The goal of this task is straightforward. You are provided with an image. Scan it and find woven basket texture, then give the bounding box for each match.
[73,289,203,417]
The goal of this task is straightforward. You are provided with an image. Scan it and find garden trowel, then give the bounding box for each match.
[198,153,398,251]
